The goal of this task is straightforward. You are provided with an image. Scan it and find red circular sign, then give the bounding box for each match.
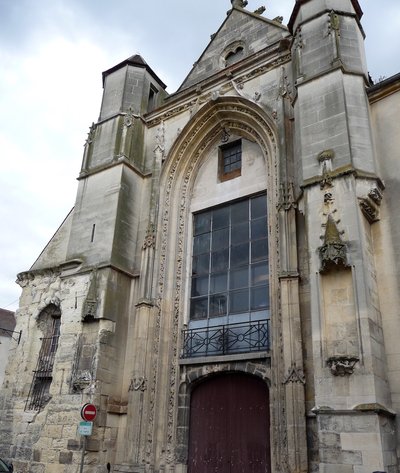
[81,403,97,421]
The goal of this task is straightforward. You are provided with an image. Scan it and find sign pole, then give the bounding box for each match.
[79,435,86,473]
[78,403,96,473]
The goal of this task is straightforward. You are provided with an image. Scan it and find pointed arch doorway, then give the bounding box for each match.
[188,373,270,473]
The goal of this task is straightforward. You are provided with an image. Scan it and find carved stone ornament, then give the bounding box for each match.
[72,370,92,392]
[318,149,335,163]
[278,182,297,211]
[327,356,359,376]
[283,363,306,385]
[319,215,348,272]
[359,186,383,223]
[328,11,341,36]
[82,269,98,321]
[142,223,156,250]
[278,66,293,101]
[128,376,147,392]
[123,106,136,127]
[221,126,231,143]
[254,6,266,15]
[85,122,96,146]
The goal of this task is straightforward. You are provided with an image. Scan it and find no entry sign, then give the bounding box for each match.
[81,403,97,422]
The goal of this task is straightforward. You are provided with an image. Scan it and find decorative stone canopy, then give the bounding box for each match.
[319,214,348,273]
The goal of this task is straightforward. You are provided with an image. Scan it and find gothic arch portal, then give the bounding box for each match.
[145,96,284,469]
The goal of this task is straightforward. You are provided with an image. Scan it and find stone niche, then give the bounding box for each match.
[320,268,360,369]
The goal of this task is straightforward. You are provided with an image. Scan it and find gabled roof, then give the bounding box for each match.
[0,308,16,338]
[102,54,167,89]
[177,5,289,92]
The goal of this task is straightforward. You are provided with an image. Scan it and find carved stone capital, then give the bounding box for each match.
[278,182,297,211]
[143,223,156,250]
[327,356,359,376]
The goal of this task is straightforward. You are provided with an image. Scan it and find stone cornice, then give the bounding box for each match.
[301,165,385,191]
[78,155,151,181]
[17,262,139,286]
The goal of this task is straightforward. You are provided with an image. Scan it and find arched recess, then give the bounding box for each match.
[25,303,61,411]
[146,96,280,465]
[175,361,271,466]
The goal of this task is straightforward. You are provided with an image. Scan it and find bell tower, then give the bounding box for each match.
[290,1,397,472]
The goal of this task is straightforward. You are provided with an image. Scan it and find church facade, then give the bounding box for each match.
[1,1,400,472]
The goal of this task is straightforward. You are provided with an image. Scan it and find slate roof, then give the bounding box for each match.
[102,54,167,89]
[0,309,16,338]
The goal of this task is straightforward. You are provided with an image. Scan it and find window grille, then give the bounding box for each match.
[190,194,269,321]
[25,307,61,411]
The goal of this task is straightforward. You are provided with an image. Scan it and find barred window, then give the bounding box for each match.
[25,304,61,411]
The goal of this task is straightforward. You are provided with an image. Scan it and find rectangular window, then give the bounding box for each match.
[190,194,269,321]
[147,85,158,112]
[219,140,242,181]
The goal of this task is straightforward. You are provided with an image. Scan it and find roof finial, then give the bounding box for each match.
[231,0,248,8]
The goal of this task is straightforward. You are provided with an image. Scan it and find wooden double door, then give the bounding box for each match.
[188,373,270,473]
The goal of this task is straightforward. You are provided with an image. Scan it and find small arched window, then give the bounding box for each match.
[25,304,61,411]
[225,46,244,67]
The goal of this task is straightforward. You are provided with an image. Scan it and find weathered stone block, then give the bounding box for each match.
[33,449,41,462]
[86,439,100,452]
[30,463,45,473]
[67,439,80,451]
[59,451,73,464]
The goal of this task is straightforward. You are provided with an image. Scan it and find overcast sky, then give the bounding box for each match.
[1,0,400,312]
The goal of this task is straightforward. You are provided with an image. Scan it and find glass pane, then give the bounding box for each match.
[231,200,248,223]
[191,276,209,297]
[231,242,249,268]
[211,249,229,272]
[210,272,227,294]
[194,212,211,235]
[251,262,269,286]
[192,254,210,275]
[193,233,210,255]
[213,206,229,230]
[230,267,248,289]
[231,222,249,246]
[251,218,267,240]
[251,238,268,262]
[190,297,208,320]
[209,294,227,317]
[230,289,249,313]
[251,195,267,219]
[212,227,229,251]
[251,285,269,310]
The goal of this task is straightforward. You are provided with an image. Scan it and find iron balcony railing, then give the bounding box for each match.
[181,320,270,359]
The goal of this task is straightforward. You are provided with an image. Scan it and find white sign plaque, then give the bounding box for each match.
[78,421,93,436]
